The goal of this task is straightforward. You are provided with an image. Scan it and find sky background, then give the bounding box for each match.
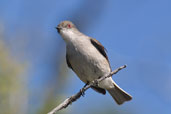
[0,0,171,114]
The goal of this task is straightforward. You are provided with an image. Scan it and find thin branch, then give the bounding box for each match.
[47,65,127,114]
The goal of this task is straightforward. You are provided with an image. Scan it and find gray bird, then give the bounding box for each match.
[56,21,132,105]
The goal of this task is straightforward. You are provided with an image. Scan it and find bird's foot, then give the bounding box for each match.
[80,88,85,97]
[93,79,99,86]
[80,82,89,97]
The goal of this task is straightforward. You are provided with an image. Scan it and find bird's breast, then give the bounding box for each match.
[66,40,111,83]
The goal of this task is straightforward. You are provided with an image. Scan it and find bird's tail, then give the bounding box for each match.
[107,83,132,105]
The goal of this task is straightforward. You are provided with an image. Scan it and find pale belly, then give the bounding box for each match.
[66,44,114,89]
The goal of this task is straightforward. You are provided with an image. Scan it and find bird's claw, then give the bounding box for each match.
[80,88,85,97]
[94,80,99,86]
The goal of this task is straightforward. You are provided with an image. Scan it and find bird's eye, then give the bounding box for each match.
[67,24,71,28]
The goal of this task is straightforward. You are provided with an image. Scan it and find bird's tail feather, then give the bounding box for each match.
[107,83,132,105]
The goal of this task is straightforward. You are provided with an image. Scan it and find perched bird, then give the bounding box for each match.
[56,21,132,105]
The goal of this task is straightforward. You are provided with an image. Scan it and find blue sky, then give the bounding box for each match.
[0,0,171,114]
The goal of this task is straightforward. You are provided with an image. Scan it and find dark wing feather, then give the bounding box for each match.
[66,54,73,70]
[90,38,112,71]
[91,86,106,95]
[90,38,109,63]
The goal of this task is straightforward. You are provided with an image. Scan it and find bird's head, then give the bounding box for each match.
[56,21,76,34]
[56,21,81,43]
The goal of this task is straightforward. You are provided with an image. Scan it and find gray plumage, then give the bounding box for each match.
[56,21,132,105]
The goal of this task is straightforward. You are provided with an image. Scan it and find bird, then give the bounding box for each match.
[56,21,132,105]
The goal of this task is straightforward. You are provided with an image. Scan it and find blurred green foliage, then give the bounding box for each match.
[36,54,69,114]
[0,32,27,113]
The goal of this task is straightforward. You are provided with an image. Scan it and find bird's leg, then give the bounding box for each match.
[80,82,89,97]
[84,82,89,87]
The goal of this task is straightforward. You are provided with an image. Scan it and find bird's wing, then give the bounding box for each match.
[66,53,73,70]
[91,86,106,95]
[66,52,106,95]
[90,38,109,63]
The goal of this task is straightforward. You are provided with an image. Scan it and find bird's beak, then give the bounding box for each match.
[56,26,61,33]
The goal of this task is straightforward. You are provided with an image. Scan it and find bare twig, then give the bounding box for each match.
[47,65,127,114]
